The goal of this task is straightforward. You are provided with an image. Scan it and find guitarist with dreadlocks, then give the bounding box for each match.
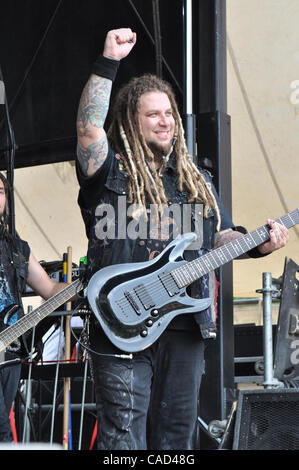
[0,172,66,443]
[76,28,289,450]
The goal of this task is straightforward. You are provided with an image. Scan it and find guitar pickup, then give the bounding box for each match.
[134,284,155,310]
[159,272,180,297]
[124,291,141,315]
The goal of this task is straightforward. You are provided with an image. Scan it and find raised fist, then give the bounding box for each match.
[103,28,136,60]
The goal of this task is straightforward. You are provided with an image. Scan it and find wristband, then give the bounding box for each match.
[247,246,268,258]
[91,55,120,82]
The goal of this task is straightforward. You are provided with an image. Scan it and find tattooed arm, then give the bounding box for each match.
[76,28,136,177]
[214,229,249,258]
[76,75,112,176]
[214,219,288,258]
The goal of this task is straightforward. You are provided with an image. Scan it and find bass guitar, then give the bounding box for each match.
[0,278,83,354]
[87,209,299,353]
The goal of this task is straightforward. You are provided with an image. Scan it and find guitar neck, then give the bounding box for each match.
[172,208,299,289]
[0,278,83,351]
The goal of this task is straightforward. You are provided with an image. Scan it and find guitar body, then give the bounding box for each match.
[0,304,22,354]
[0,304,19,330]
[87,233,211,352]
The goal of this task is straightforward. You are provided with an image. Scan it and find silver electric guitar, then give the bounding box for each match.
[87,209,299,353]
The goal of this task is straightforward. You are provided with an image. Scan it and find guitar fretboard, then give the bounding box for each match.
[172,209,299,289]
[0,278,83,352]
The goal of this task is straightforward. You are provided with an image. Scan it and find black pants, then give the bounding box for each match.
[89,326,206,450]
[0,362,21,442]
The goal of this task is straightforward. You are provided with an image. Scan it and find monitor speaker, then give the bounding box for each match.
[233,388,299,450]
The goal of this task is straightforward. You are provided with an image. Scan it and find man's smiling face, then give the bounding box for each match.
[138,91,175,157]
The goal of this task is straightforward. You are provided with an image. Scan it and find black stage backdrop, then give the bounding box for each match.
[0,0,184,169]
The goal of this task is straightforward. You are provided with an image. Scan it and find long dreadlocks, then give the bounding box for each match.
[107,74,221,230]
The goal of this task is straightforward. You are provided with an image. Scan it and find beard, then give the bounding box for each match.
[146,139,173,159]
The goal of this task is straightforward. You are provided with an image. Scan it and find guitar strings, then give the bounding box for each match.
[113,213,295,311]
[0,280,83,348]
[114,233,246,309]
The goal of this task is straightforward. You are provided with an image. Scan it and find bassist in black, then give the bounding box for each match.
[0,173,67,443]
[76,28,289,450]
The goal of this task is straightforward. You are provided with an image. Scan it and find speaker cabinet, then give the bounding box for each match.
[233,389,299,450]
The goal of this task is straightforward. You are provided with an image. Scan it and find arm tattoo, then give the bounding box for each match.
[76,75,112,175]
[77,75,112,131]
[214,229,242,248]
[77,137,108,175]
[214,229,249,259]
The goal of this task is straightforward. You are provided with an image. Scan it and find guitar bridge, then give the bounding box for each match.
[124,291,141,315]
